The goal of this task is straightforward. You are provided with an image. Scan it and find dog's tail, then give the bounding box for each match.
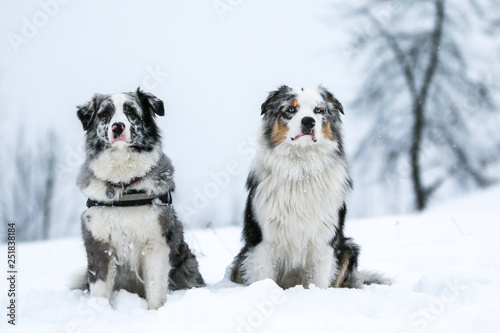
[358,270,393,286]
[68,269,89,290]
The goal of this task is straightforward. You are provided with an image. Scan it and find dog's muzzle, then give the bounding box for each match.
[291,117,318,142]
[111,122,125,139]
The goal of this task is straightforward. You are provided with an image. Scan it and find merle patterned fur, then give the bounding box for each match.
[74,88,204,301]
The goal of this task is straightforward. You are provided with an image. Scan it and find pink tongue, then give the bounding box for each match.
[293,133,317,142]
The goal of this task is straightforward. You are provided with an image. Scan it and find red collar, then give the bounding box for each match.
[108,177,141,189]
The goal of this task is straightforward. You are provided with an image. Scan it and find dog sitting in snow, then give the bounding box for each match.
[74,88,204,309]
[230,85,390,289]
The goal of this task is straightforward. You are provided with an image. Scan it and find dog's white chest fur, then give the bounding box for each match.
[254,170,344,246]
[248,142,349,283]
[85,206,166,267]
[90,147,160,184]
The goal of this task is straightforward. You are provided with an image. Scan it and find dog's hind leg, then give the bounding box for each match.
[230,249,248,284]
[331,237,363,289]
[168,242,205,290]
[82,223,116,300]
[142,240,171,310]
[89,259,116,299]
[331,241,392,288]
[332,253,349,288]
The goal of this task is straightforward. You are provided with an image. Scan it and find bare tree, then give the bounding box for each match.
[486,0,500,31]
[345,0,499,210]
[40,132,57,239]
[1,130,58,242]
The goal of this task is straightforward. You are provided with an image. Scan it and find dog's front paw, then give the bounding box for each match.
[147,297,166,310]
[89,280,113,300]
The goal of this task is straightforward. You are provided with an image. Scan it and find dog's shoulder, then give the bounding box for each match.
[245,169,260,191]
[76,160,95,191]
[146,152,175,193]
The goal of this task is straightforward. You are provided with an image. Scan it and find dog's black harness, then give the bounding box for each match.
[86,190,173,208]
[86,176,173,208]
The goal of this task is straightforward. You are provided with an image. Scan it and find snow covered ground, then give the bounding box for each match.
[2,186,500,333]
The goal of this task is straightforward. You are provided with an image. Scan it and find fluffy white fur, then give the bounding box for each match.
[89,146,161,184]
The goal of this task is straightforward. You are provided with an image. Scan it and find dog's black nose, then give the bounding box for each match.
[111,122,125,136]
[301,117,316,130]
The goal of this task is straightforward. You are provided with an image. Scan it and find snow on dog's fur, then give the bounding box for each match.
[230,85,390,289]
[73,88,204,309]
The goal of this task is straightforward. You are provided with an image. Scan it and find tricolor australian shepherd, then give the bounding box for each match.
[74,88,204,309]
[230,85,389,289]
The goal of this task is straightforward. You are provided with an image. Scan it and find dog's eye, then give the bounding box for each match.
[101,111,110,118]
[314,107,324,114]
[125,110,135,119]
[287,106,296,113]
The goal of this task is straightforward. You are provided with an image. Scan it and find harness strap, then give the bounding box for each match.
[86,191,172,208]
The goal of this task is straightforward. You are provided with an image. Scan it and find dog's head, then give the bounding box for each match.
[77,88,164,156]
[260,85,344,149]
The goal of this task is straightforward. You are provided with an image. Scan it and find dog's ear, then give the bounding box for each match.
[77,94,104,131]
[319,86,344,115]
[136,88,165,117]
[261,85,291,116]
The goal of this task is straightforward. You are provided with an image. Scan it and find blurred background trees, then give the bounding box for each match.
[1,130,58,241]
[344,0,500,211]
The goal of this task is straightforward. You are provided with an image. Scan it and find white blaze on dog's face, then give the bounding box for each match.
[286,88,330,146]
[108,94,133,146]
